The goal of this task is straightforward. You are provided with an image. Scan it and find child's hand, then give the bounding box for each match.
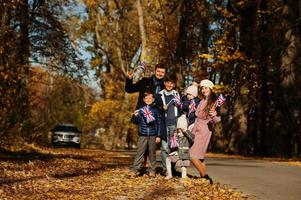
[178,130,184,137]
[155,137,161,144]
[163,105,168,110]
[209,109,217,118]
[133,110,139,116]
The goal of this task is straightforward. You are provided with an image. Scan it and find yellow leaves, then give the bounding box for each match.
[213,84,232,94]
[199,53,214,59]
[88,100,119,120]
[199,50,246,66]
[0,147,247,199]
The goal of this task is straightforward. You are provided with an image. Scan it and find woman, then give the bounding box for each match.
[189,79,221,184]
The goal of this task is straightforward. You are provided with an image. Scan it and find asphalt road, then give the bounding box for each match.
[187,157,301,200]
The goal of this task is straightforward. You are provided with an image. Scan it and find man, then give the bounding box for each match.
[125,63,166,109]
[125,63,166,176]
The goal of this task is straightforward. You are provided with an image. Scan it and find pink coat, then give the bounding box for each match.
[189,99,221,159]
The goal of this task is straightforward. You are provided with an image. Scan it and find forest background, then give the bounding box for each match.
[0,0,300,158]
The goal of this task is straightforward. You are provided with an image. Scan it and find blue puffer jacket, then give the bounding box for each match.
[132,104,162,137]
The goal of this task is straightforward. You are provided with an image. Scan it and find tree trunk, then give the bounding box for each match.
[278,0,301,157]
[136,0,147,62]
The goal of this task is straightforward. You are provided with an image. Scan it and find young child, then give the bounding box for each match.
[165,114,194,179]
[181,83,201,131]
[158,76,181,175]
[131,92,162,177]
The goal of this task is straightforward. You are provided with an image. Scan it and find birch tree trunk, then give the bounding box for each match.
[136,0,148,63]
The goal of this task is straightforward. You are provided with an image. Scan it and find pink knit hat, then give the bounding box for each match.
[186,85,198,97]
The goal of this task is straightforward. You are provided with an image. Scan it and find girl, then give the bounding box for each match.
[181,83,201,131]
[189,79,221,184]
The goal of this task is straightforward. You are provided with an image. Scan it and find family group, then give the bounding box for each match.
[125,64,222,184]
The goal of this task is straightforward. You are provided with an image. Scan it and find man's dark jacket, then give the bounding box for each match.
[125,75,167,140]
[125,75,164,109]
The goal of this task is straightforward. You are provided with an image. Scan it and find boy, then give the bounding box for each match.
[131,92,162,177]
[158,76,181,175]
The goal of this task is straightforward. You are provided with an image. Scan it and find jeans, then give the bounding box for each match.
[160,125,176,172]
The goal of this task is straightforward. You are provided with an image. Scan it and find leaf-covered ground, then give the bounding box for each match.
[0,147,247,199]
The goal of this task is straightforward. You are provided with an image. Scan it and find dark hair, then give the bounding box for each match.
[143,91,155,98]
[155,63,167,70]
[203,89,217,113]
[164,75,175,83]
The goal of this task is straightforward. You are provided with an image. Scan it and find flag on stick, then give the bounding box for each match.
[140,61,147,71]
[169,134,179,149]
[213,94,226,108]
[140,105,155,123]
[188,99,196,116]
[173,93,181,106]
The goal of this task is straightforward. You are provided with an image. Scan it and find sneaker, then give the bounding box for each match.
[164,175,173,180]
[203,174,213,184]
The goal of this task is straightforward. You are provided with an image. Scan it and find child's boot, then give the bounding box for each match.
[164,168,173,179]
[181,167,187,178]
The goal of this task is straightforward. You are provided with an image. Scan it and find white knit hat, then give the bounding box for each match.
[186,85,198,97]
[177,114,188,131]
[200,79,214,89]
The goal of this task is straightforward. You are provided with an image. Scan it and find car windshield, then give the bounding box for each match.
[52,125,80,133]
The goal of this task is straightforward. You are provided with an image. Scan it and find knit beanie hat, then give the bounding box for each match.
[200,79,214,89]
[186,85,198,97]
[177,114,188,131]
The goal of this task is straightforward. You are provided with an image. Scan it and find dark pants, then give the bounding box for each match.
[132,135,157,173]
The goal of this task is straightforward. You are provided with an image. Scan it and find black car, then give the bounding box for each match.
[51,124,81,147]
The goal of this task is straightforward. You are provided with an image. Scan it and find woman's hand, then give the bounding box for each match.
[209,108,217,118]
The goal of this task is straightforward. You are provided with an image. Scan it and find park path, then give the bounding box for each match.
[187,156,301,200]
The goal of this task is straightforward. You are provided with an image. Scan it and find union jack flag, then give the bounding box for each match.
[214,94,226,108]
[141,105,155,123]
[140,61,147,71]
[173,93,182,106]
[188,99,196,116]
[169,134,179,149]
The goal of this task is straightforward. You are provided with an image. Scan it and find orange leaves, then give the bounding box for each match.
[0,147,246,199]
[85,0,97,7]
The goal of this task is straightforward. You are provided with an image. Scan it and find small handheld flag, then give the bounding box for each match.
[141,105,155,123]
[188,99,196,116]
[169,134,179,149]
[140,61,147,71]
[213,94,226,108]
[173,93,182,106]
